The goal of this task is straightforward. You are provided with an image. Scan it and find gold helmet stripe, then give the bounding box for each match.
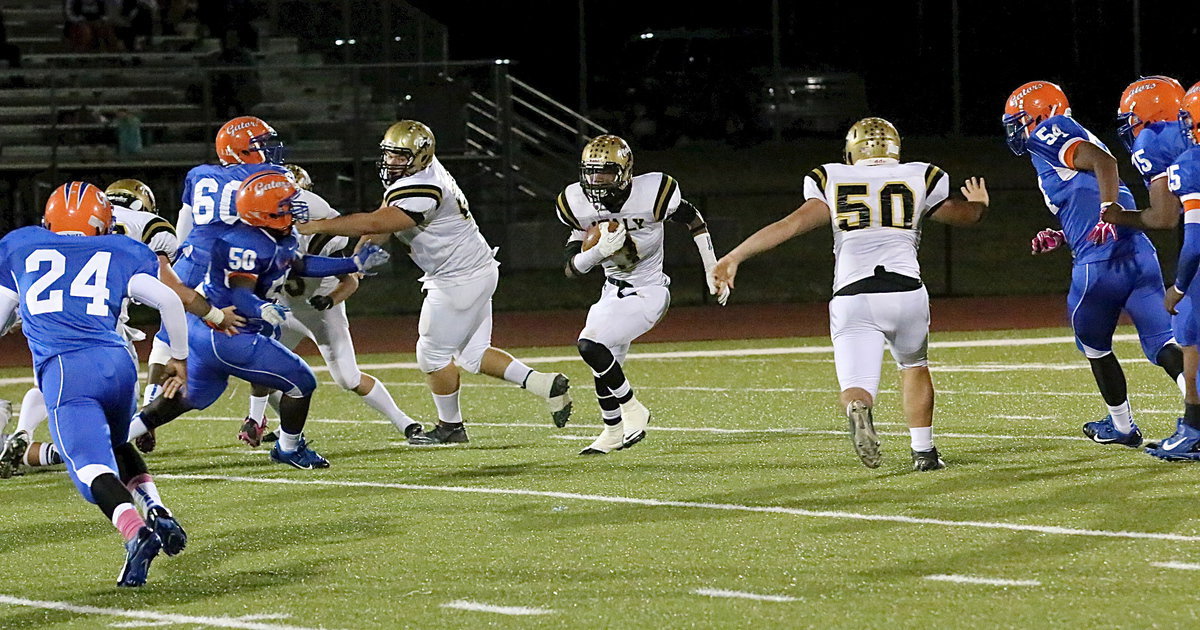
[924,165,946,193]
[652,175,678,222]
[556,192,583,230]
[808,165,829,190]
[384,185,443,207]
[140,218,176,246]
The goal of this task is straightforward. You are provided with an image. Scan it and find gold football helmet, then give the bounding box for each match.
[580,134,633,205]
[284,164,313,191]
[105,179,157,214]
[844,117,901,165]
[378,120,435,185]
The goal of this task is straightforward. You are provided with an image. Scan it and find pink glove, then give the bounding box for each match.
[1087,221,1118,245]
[1031,229,1066,255]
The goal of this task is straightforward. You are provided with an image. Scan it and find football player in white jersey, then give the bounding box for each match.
[557,134,727,454]
[238,164,423,445]
[0,179,241,479]
[298,120,572,444]
[713,118,989,471]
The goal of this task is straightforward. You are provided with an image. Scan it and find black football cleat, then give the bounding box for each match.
[408,422,468,445]
[911,447,946,471]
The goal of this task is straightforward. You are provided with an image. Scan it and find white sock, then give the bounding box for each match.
[128,415,150,440]
[910,426,934,452]
[361,379,415,430]
[16,387,46,436]
[278,428,300,452]
[142,383,162,408]
[432,391,463,425]
[502,358,535,387]
[1108,401,1134,432]
[1178,373,1187,397]
[128,477,168,516]
[248,395,269,421]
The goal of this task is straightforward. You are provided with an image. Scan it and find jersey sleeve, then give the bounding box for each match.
[141,216,179,258]
[383,183,441,224]
[0,242,14,300]
[803,166,829,203]
[1026,116,1094,170]
[554,190,585,232]
[1171,153,1200,217]
[923,164,951,211]
[652,174,681,222]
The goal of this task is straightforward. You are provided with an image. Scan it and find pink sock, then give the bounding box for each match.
[113,504,144,541]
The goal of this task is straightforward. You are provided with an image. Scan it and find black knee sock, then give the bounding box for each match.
[594,377,621,426]
[578,339,633,404]
[114,443,149,485]
[1156,343,1185,382]
[91,473,135,520]
[1089,354,1128,407]
[139,394,193,430]
[279,395,312,436]
[1184,404,1200,431]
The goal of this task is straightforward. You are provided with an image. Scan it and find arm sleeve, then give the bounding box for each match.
[570,243,606,275]
[803,166,829,203]
[294,254,359,278]
[128,273,189,360]
[231,286,270,319]
[175,204,194,247]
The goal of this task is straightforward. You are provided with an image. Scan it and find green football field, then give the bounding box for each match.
[2,326,1200,629]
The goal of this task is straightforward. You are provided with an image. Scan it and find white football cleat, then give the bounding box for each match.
[580,422,624,455]
[619,397,651,449]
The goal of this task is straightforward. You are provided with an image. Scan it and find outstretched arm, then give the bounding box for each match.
[156,254,243,332]
[712,197,830,293]
[928,177,989,226]
[1102,177,1181,230]
[668,199,727,304]
[298,206,416,237]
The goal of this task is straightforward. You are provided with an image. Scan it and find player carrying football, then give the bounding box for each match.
[713,118,989,471]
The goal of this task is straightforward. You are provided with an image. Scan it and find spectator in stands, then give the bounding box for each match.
[64,0,124,53]
[114,108,143,157]
[114,0,157,52]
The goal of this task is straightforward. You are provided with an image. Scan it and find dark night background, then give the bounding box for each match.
[410,0,1197,138]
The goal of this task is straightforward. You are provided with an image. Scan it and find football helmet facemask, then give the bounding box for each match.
[580,135,633,206]
[378,120,435,186]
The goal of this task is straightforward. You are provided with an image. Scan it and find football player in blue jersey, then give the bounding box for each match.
[1004,80,1184,447]
[0,182,192,587]
[143,116,288,405]
[1106,76,1189,230]
[126,171,391,469]
[1149,86,1200,460]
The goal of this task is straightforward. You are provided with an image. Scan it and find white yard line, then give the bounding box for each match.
[155,474,1200,543]
[0,596,332,630]
[184,416,1088,441]
[440,600,554,616]
[1151,561,1200,571]
[693,588,799,602]
[923,574,1041,587]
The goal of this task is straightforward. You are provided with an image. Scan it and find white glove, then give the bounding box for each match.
[260,303,290,327]
[595,222,628,258]
[352,243,391,273]
[705,265,730,306]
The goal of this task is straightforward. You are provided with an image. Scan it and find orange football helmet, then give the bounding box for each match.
[1117,76,1185,151]
[234,171,308,231]
[1181,82,1200,146]
[1002,81,1071,155]
[215,116,285,166]
[43,182,113,236]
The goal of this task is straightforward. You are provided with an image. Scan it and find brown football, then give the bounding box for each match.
[581,220,620,251]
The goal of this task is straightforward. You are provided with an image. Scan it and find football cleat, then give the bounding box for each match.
[237,416,269,447]
[580,423,624,455]
[269,437,330,469]
[911,447,946,471]
[117,526,162,587]
[408,422,469,445]
[404,423,426,442]
[548,373,573,428]
[0,430,28,479]
[846,401,881,468]
[1082,416,1143,447]
[146,507,187,556]
[1145,419,1200,461]
[619,398,650,449]
[134,427,156,454]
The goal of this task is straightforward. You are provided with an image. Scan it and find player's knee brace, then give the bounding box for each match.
[416,337,453,374]
[577,338,615,373]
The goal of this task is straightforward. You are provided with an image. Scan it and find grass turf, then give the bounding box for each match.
[1,326,1199,629]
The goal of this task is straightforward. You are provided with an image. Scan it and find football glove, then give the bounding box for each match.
[1031,228,1066,255]
[595,222,628,258]
[308,295,334,311]
[1087,220,1118,245]
[352,243,391,274]
[260,303,289,327]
